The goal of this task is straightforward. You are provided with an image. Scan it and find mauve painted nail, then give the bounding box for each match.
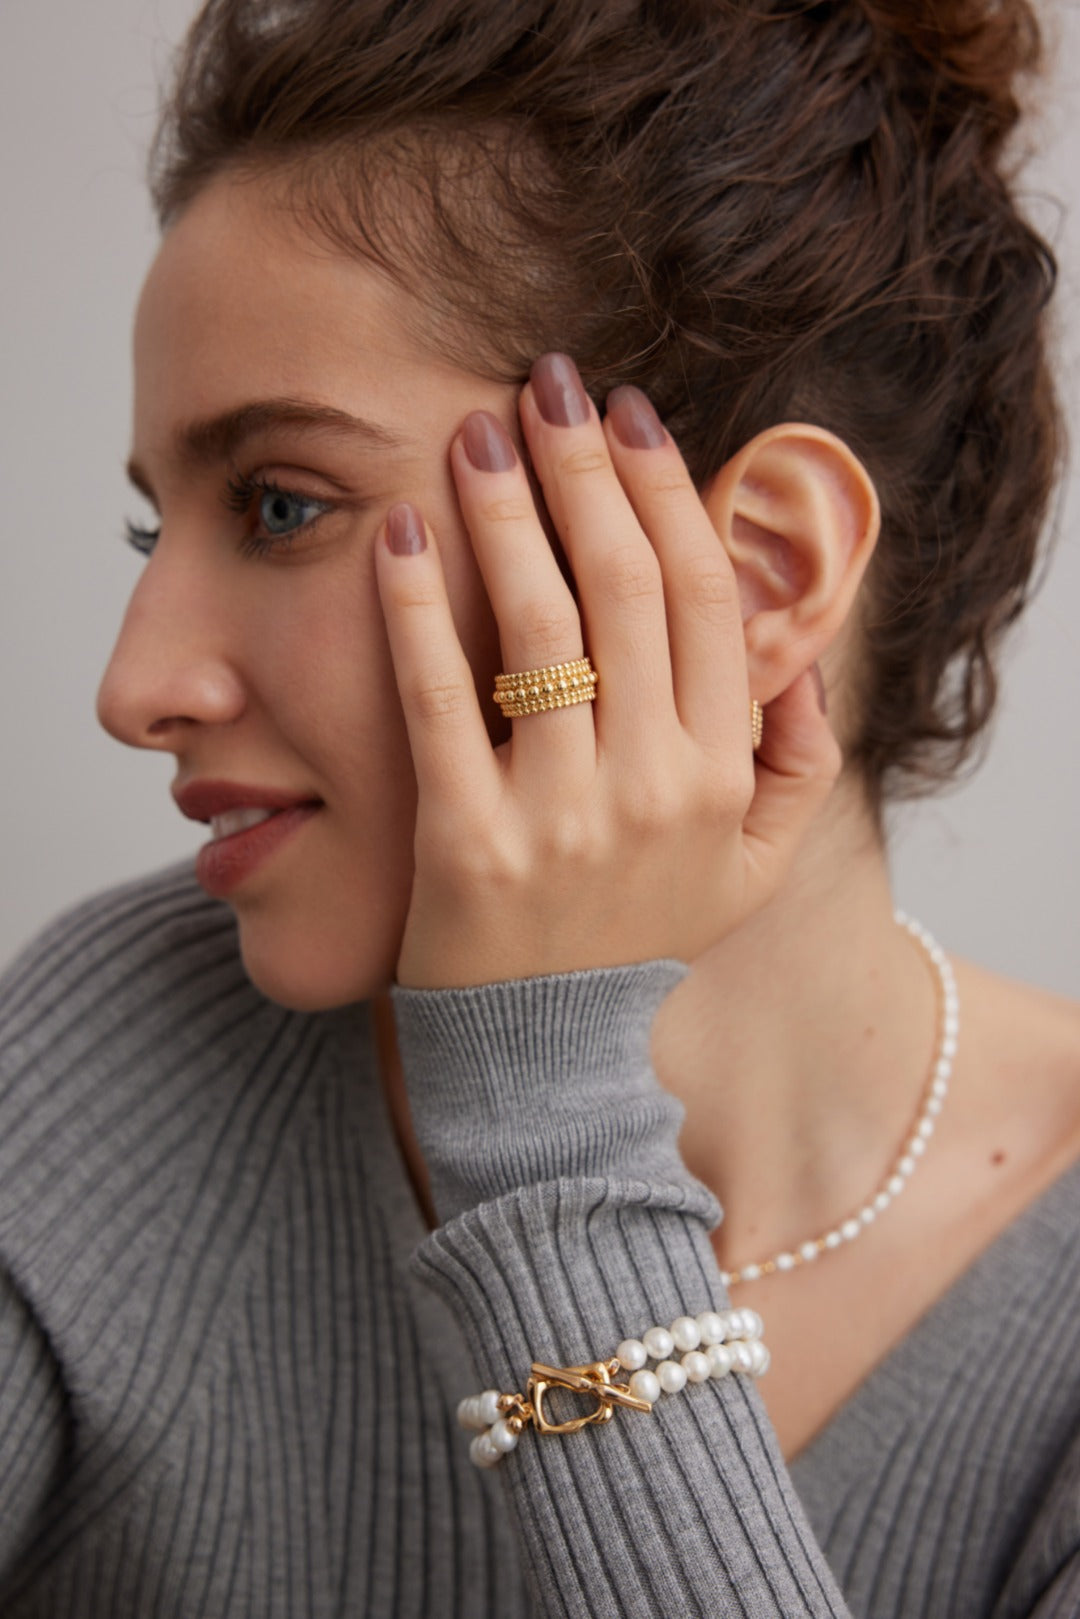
[462,411,518,472]
[386,503,426,555]
[607,385,667,449]
[530,353,591,427]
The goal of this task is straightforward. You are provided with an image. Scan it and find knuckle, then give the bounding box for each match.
[641,468,693,500]
[405,672,469,724]
[537,808,596,863]
[557,446,610,480]
[622,777,681,831]
[476,495,535,527]
[597,547,661,607]
[513,598,581,666]
[681,555,738,618]
[716,761,756,818]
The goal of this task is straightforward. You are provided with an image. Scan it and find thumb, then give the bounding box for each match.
[741,663,843,891]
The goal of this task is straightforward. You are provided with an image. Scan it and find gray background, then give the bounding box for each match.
[1,0,1078,994]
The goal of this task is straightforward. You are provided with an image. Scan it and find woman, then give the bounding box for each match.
[1,0,1077,1613]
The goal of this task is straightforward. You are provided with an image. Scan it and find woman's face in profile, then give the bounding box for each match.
[98,171,517,1009]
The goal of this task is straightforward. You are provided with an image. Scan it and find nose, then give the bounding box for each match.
[96,552,246,752]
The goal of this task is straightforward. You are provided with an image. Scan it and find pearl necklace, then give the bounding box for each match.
[719,912,958,1287]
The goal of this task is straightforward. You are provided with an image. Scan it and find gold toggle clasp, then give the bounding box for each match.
[526,1359,652,1435]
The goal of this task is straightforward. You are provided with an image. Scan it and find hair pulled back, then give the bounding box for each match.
[150,0,1064,829]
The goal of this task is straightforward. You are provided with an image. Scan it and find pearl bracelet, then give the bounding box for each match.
[458,1306,768,1468]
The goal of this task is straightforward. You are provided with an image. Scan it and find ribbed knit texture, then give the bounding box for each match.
[0,860,1077,1617]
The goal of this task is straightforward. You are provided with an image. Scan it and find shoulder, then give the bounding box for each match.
[0,859,282,1100]
[0,861,323,1254]
[1,857,244,1027]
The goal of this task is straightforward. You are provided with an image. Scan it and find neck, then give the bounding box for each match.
[650,777,941,1273]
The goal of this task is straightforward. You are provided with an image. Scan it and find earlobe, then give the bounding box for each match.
[701,423,880,702]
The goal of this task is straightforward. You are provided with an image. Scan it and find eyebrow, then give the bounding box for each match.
[125,398,410,498]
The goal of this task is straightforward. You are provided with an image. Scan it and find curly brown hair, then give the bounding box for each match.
[149,0,1064,832]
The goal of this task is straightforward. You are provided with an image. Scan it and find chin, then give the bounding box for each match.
[235,914,399,1011]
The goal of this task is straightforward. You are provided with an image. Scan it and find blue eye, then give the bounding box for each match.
[225,472,333,557]
[122,473,334,562]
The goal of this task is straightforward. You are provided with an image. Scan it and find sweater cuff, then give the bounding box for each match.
[390,958,692,1224]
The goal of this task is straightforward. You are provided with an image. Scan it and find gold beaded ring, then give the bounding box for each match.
[492,657,598,719]
[493,657,764,751]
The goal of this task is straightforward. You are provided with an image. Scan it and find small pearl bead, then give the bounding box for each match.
[457,1396,485,1431]
[841,1218,861,1241]
[642,1326,674,1361]
[917,1118,935,1138]
[470,1432,502,1468]
[616,1338,648,1372]
[489,1417,519,1454]
[898,1156,915,1177]
[931,1076,948,1097]
[942,1035,957,1059]
[656,1359,687,1394]
[908,1136,927,1156]
[670,1316,701,1352]
[682,1350,711,1383]
[744,1308,764,1340]
[800,1240,820,1260]
[478,1390,503,1428]
[696,1311,726,1345]
[926,1097,943,1116]
[776,1252,796,1271]
[706,1343,734,1378]
[824,1231,842,1249]
[874,1191,891,1212]
[718,1270,732,1286]
[728,1341,754,1374]
[887,1174,905,1196]
[628,1369,661,1406]
[742,1263,762,1281]
[747,1339,771,1376]
[859,1207,876,1225]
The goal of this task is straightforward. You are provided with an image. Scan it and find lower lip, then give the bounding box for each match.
[194,804,322,898]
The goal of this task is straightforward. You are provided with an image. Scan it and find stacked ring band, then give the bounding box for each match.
[493,657,599,719]
[493,655,765,751]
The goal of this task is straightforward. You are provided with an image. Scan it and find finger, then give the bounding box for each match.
[450,410,596,784]
[603,385,748,753]
[374,501,503,813]
[740,665,843,899]
[519,355,678,757]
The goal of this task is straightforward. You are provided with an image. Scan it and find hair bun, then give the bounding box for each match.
[858,0,1043,158]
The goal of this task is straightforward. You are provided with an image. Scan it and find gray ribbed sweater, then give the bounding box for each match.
[0,860,1077,1618]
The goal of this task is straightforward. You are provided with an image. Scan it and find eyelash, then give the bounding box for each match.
[123,472,334,560]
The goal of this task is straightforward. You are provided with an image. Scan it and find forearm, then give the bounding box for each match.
[393,961,851,1618]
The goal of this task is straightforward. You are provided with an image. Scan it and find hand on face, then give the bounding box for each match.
[374,352,842,990]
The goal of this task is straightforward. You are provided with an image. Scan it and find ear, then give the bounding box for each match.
[701,423,880,703]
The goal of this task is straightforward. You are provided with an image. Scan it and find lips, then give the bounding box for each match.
[172,780,324,899]
[173,779,323,823]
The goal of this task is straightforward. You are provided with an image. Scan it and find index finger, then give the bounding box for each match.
[374,501,503,815]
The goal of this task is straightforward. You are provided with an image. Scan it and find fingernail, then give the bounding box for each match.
[462,411,518,472]
[810,662,828,714]
[530,352,591,427]
[606,385,667,450]
[386,502,426,555]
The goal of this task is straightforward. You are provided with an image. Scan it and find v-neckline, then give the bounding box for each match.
[787,1150,1080,1486]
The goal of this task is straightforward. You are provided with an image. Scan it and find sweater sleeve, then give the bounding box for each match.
[391,960,852,1619]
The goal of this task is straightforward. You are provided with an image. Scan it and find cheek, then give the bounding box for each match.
[255,559,410,782]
